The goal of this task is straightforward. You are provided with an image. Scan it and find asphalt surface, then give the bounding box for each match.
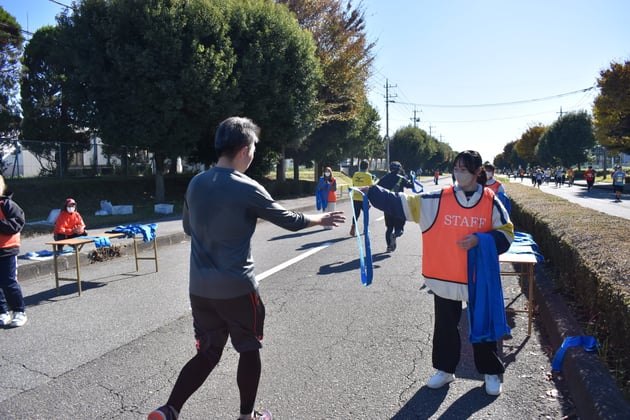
[2,176,629,419]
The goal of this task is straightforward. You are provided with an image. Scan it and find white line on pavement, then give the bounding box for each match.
[255,242,333,282]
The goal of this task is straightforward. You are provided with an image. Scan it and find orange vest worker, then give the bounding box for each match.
[422,186,494,284]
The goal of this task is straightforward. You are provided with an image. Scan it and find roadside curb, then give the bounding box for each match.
[533,264,630,419]
[17,196,343,283]
[18,231,191,283]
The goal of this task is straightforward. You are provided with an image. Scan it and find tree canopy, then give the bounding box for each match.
[279,0,375,177]
[389,125,453,173]
[536,111,595,167]
[21,25,92,175]
[514,124,546,166]
[226,0,321,178]
[0,7,23,137]
[25,0,323,198]
[593,60,630,154]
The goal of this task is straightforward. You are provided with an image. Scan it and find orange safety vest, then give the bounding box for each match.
[422,186,494,284]
[0,201,21,249]
[485,180,502,194]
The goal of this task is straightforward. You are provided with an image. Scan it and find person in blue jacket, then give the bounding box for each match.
[377,161,413,251]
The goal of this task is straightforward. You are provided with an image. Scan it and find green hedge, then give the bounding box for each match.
[506,183,630,392]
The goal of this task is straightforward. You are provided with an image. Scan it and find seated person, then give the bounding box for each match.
[53,198,88,248]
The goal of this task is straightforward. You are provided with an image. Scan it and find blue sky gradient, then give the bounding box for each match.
[3,0,629,162]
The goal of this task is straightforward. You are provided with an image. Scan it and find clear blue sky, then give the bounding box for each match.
[3,0,630,163]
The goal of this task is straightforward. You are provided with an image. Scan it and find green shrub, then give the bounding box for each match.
[506,183,630,395]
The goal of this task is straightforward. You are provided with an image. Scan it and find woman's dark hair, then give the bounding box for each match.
[454,150,487,185]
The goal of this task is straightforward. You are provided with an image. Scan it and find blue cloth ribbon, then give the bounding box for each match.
[106,223,157,242]
[81,236,112,248]
[349,188,373,286]
[467,233,511,342]
[315,178,329,211]
[409,171,424,193]
[506,231,544,262]
[551,335,600,371]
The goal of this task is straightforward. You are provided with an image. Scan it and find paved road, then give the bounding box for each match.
[505,176,629,220]
[1,176,626,419]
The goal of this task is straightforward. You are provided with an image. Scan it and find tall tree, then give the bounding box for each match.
[536,111,595,167]
[59,0,235,200]
[514,124,546,166]
[0,7,23,138]
[390,126,435,172]
[280,0,375,176]
[494,141,518,170]
[226,0,321,179]
[345,100,382,161]
[593,60,630,154]
[21,26,91,176]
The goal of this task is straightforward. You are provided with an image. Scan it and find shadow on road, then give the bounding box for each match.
[318,252,391,275]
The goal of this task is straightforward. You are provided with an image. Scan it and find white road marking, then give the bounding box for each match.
[256,242,333,282]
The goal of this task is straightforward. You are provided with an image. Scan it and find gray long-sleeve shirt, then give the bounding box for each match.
[183,167,310,299]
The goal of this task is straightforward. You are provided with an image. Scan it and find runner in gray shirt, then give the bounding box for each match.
[149,117,345,420]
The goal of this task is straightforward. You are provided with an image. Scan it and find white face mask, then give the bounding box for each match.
[324,172,331,177]
[485,171,494,179]
[454,171,476,187]
[67,206,76,213]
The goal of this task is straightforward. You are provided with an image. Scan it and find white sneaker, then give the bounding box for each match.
[484,374,502,396]
[10,312,27,328]
[0,312,11,326]
[427,370,455,389]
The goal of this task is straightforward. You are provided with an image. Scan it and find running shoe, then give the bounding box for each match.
[10,312,27,328]
[148,405,179,420]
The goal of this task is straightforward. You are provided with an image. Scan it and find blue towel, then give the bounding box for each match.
[551,335,599,371]
[315,178,329,211]
[106,223,157,242]
[81,236,112,248]
[467,233,511,343]
[507,231,544,262]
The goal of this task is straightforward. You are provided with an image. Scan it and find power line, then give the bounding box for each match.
[48,0,73,9]
[392,86,596,109]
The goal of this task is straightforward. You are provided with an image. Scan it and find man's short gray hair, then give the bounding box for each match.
[215,117,260,159]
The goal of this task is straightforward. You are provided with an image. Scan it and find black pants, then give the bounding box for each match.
[351,200,364,226]
[432,294,505,375]
[384,213,405,246]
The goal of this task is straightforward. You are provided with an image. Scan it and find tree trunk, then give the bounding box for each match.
[276,145,286,182]
[154,154,166,202]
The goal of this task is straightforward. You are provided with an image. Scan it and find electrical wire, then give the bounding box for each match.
[390,86,596,108]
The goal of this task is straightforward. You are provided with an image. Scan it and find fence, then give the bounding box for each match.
[0,138,200,179]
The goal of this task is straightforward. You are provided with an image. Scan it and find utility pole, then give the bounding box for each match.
[557,107,564,117]
[428,125,434,138]
[385,79,397,168]
[411,107,421,128]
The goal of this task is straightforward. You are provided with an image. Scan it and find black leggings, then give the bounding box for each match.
[432,295,505,375]
[166,349,261,415]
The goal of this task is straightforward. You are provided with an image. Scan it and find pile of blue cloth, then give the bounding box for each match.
[81,236,112,248]
[106,223,157,242]
[506,231,544,262]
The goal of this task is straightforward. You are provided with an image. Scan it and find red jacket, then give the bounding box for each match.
[0,195,24,256]
[54,210,86,236]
